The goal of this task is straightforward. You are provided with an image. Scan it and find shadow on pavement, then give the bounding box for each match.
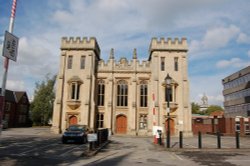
[180,151,246,166]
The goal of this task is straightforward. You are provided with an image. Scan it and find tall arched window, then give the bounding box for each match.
[117,80,128,106]
[70,82,80,100]
[68,76,83,101]
[140,81,148,107]
[97,80,105,106]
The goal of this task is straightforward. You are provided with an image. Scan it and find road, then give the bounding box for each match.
[0,133,88,165]
[1,127,250,166]
[77,136,250,166]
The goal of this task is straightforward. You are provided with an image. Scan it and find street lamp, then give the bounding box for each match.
[165,74,172,148]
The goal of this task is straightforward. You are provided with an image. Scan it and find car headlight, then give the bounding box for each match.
[77,133,84,136]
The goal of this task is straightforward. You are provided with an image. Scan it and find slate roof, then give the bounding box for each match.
[0,88,29,104]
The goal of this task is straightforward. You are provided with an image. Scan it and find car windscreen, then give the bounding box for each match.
[68,126,85,131]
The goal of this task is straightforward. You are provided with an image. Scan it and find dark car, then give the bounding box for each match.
[62,125,89,144]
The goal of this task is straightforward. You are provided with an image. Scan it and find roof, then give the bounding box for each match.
[0,88,16,103]
[210,111,224,117]
[0,88,29,104]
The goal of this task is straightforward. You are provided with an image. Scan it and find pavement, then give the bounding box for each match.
[1,127,250,166]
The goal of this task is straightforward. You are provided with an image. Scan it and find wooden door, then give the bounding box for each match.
[69,116,77,125]
[165,118,175,135]
[116,115,127,134]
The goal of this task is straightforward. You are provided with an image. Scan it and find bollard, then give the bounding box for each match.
[217,132,221,149]
[179,131,183,148]
[158,133,162,145]
[88,142,93,151]
[236,131,240,149]
[167,130,170,148]
[198,131,202,149]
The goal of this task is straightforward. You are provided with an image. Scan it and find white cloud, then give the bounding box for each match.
[237,33,250,44]
[248,50,250,57]
[202,25,240,49]
[216,58,250,69]
[189,25,241,56]
[6,80,25,91]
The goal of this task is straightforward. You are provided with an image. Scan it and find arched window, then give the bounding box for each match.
[97,80,105,106]
[117,80,128,106]
[140,81,148,107]
[70,82,80,100]
[68,76,83,101]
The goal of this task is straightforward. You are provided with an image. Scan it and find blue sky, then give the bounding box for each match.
[0,0,250,106]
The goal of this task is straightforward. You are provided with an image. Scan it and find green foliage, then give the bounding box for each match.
[191,102,200,114]
[203,105,224,115]
[30,74,56,126]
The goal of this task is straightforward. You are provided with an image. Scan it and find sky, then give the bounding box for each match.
[0,0,250,106]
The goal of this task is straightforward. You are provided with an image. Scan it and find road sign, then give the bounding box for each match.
[2,31,19,61]
[87,133,97,142]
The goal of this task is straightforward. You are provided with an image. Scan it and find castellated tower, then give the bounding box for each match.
[51,36,192,137]
[149,37,192,137]
[51,37,100,133]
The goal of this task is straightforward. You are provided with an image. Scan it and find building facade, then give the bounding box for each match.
[0,88,31,128]
[222,66,250,117]
[51,37,192,136]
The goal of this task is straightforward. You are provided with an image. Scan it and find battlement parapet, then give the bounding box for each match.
[149,37,188,53]
[97,58,151,72]
[61,37,100,58]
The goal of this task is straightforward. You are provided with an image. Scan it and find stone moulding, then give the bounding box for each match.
[66,100,81,110]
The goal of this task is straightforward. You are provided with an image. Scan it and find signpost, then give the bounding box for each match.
[2,31,19,61]
[0,0,18,135]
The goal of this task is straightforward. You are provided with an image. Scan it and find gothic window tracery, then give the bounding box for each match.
[117,80,128,106]
[97,80,105,106]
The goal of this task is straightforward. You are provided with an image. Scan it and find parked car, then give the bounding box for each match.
[62,125,89,144]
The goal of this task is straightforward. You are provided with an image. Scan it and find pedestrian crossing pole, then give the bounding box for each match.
[0,0,18,135]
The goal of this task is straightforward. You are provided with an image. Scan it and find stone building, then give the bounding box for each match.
[51,37,192,136]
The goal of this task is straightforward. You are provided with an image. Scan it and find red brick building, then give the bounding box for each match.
[0,88,31,128]
[192,114,250,136]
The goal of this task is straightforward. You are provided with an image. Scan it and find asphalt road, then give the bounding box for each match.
[1,128,250,166]
[0,133,88,165]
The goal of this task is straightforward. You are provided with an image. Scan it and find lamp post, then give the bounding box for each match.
[165,74,172,148]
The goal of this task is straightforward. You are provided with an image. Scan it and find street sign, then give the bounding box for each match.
[87,133,97,142]
[2,31,19,61]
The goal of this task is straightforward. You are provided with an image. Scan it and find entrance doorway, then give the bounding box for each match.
[165,118,175,135]
[69,115,77,125]
[116,115,127,134]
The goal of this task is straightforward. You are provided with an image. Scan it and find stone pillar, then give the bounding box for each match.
[51,51,66,134]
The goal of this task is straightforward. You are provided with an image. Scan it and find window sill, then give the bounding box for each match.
[67,100,81,110]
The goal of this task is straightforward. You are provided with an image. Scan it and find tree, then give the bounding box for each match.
[204,105,224,115]
[30,74,56,126]
[191,102,200,114]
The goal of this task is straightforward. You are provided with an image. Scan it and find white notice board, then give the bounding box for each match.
[2,31,19,61]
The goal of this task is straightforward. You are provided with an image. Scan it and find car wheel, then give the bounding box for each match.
[62,139,67,144]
